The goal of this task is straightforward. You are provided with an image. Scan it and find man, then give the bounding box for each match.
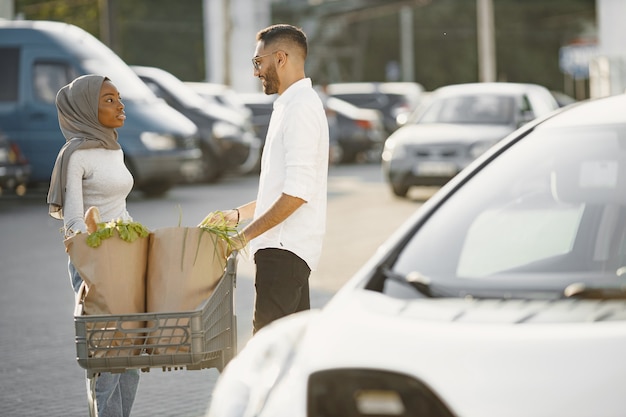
[214,24,329,334]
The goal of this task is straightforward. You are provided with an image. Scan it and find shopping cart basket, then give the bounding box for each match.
[74,252,238,416]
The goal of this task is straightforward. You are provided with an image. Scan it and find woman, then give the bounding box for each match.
[47,74,139,417]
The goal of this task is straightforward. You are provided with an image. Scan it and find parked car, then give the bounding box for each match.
[0,20,204,197]
[326,81,425,134]
[235,92,275,146]
[184,81,253,119]
[382,82,560,197]
[551,90,577,107]
[324,96,387,163]
[133,66,262,181]
[236,91,386,164]
[0,130,30,196]
[207,92,626,417]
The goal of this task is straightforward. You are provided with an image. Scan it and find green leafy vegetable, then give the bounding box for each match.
[198,211,245,254]
[86,219,150,248]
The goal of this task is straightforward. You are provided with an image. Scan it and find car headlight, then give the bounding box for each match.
[139,132,177,150]
[206,310,316,417]
[382,138,406,162]
[212,121,241,140]
[469,140,497,159]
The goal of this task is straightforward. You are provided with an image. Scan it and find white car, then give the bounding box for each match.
[207,93,626,417]
[382,82,559,197]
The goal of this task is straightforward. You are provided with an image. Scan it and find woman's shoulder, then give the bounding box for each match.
[73,147,122,156]
[69,147,122,166]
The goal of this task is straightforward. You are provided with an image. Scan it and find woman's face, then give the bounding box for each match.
[98,80,126,128]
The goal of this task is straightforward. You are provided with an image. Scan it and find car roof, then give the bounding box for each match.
[184,82,232,95]
[432,82,551,97]
[539,93,626,128]
[326,82,424,96]
[0,20,102,60]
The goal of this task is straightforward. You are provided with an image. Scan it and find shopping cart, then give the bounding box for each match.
[73,252,238,416]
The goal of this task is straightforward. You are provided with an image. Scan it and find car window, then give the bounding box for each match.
[458,204,584,277]
[33,62,77,103]
[519,94,532,113]
[418,95,515,125]
[0,47,19,102]
[390,124,626,294]
[333,94,387,109]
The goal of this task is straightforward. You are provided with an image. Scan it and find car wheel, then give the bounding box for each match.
[340,149,358,164]
[200,146,222,183]
[140,182,172,198]
[329,143,343,165]
[391,182,409,197]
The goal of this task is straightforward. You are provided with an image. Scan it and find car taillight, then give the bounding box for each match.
[355,119,373,129]
[9,142,28,164]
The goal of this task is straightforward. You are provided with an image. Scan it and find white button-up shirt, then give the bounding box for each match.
[250,78,329,270]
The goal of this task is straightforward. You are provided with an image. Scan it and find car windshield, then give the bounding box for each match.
[389,122,626,299]
[418,95,515,125]
[141,70,208,109]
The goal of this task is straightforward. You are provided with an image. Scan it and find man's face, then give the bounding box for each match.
[253,43,280,95]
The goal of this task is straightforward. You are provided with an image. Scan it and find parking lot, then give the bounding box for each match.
[0,162,423,417]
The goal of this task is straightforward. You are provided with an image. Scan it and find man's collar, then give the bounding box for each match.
[274,78,311,107]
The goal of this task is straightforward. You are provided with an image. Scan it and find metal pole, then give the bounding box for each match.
[476,0,496,82]
[99,0,117,51]
[400,6,415,82]
[204,0,225,83]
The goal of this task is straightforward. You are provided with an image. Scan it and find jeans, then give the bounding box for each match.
[95,371,140,417]
[69,261,140,416]
[252,248,311,334]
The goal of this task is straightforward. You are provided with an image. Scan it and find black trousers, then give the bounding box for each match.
[253,248,311,334]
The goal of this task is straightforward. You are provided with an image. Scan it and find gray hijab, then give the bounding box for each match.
[47,74,121,219]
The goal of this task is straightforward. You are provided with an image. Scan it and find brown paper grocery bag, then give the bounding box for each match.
[66,233,149,356]
[146,227,228,353]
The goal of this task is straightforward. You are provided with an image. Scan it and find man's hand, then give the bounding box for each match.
[229,232,248,252]
[198,209,239,227]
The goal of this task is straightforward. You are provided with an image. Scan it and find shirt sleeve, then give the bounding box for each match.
[63,152,87,235]
[282,101,324,202]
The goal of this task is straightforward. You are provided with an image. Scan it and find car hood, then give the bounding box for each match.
[122,99,197,136]
[389,123,514,145]
[191,101,249,127]
[284,290,626,417]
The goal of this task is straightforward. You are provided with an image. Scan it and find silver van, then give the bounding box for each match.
[0,20,203,196]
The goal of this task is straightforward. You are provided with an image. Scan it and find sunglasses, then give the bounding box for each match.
[252,50,287,71]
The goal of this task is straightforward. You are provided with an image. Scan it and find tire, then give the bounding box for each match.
[391,182,409,198]
[200,146,222,183]
[139,181,172,198]
[329,143,343,165]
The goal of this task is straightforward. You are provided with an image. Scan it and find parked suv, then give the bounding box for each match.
[0,20,203,196]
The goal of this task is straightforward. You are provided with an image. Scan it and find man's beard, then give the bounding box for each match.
[262,65,279,95]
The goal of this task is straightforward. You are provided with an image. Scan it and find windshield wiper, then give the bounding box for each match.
[382,268,437,298]
[563,282,626,300]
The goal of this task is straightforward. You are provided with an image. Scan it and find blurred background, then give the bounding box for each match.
[2,0,624,101]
